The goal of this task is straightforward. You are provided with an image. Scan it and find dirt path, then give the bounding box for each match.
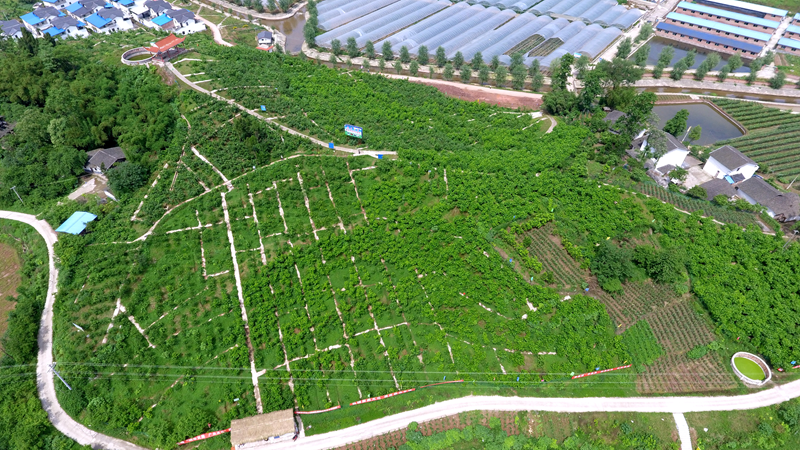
[196,14,234,47]
[380,73,543,109]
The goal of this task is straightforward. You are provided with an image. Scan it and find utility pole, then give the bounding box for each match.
[783,230,799,251]
[49,363,72,391]
[10,186,23,205]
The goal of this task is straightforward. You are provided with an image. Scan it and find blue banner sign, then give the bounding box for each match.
[345,124,363,139]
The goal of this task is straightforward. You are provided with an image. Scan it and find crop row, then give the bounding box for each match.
[635,184,757,226]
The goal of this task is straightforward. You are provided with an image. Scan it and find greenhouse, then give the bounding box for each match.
[315,0,638,64]
[384,2,473,51]
[405,6,515,55]
[476,15,554,60]
[318,0,400,31]
[315,0,418,45]
[456,12,543,61]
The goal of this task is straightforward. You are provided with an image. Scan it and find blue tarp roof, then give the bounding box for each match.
[152,13,172,26]
[676,1,780,28]
[656,22,764,53]
[55,212,97,234]
[86,13,110,27]
[20,12,44,25]
[667,12,772,41]
[66,2,84,12]
[778,37,800,50]
[117,0,134,4]
[44,26,64,36]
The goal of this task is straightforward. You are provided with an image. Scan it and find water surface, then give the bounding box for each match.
[652,103,743,145]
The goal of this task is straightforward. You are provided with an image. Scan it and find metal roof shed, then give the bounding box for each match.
[56,212,97,235]
[666,12,772,41]
[695,0,787,18]
[230,409,297,446]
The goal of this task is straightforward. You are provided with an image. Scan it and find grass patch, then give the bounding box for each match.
[734,356,766,381]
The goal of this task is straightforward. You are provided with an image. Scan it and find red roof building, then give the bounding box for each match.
[145,33,186,60]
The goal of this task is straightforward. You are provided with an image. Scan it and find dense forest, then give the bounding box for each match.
[0,32,177,207]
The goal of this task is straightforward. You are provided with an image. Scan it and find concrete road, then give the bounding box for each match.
[0,211,147,450]
[258,380,800,450]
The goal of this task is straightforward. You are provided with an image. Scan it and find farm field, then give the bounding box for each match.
[711,98,800,180]
[0,242,21,350]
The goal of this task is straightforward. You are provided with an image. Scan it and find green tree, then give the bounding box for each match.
[490,55,500,71]
[542,89,577,116]
[636,22,653,43]
[330,39,342,57]
[443,63,454,81]
[378,58,385,72]
[478,64,490,85]
[770,70,786,89]
[394,60,403,74]
[418,45,429,65]
[460,65,472,84]
[429,65,435,78]
[616,37,633,59]
[303,21,316,45]
[494,65,507,87]
[670,60,688,80]
[717,66,730,82]
[346,37,359,58]
[108,161,148,196]
[617,91,657,138]
[382,41,393,60]
[364,40,375,60]
[531,71,544,91]
[577,70,602,112]
[634,44,649,67]
[511,66,526,90]
[688,125,702,143]
[683,48,696,67]
[399,46,410,64]
[472,51,483,69]
[686,185,707,199]
[575,54,591,79]
[436,46,447,67]
[453,51,464,69]
[409,60,419,77]
[663,109,689,137]
[727,53,743,71]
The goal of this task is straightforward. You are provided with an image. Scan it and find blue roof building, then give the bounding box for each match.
[695,0,787,18]
[20,12,45,26]
[65,2,84,13]
[666,12,772,41]
[656,22,763,54]
[676,2,780,29]
[55,212,97,235]
[151,14,173,27]
[86,13,111,28]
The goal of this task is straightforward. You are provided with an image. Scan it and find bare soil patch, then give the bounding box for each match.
[0,242,21,348]
[405,79,542,110]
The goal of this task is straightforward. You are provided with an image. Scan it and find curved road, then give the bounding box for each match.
[0,211,147,450]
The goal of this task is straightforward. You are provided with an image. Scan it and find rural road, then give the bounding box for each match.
[258,382,800,450]
[0,211,147,450]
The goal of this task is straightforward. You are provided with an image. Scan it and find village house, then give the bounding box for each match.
[736,177,800,222]
[65,0,107,20]
[0,20,23,39]
[45,15,90,38]
[85,147,126,173]
[86,7,134,33]
[20,7,61,36]
[703,145,758,180]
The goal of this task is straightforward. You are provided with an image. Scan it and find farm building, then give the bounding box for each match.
[736,177,800,222]
[230,409,298,447]
[700,177,737,201]
[695,0,787,20]
[641,132,690,176]
[654,22,762,57]
[784,24,800,40]
[85,147,126,173]
[664,12,771,44]
[55,211,97,235]
[257,30,273,45]
[777,37,800,55]
[0,20,23,39]
[703,145,758,180]
[675,1,780,32]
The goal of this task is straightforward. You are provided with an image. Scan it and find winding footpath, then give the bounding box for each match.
[0,211,147,450]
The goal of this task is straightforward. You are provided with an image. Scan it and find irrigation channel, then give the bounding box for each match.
[652,103,744,145]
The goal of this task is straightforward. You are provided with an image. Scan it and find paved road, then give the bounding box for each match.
[256,381,800,450]
[0,211,148,450]
[673,413,692,450]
